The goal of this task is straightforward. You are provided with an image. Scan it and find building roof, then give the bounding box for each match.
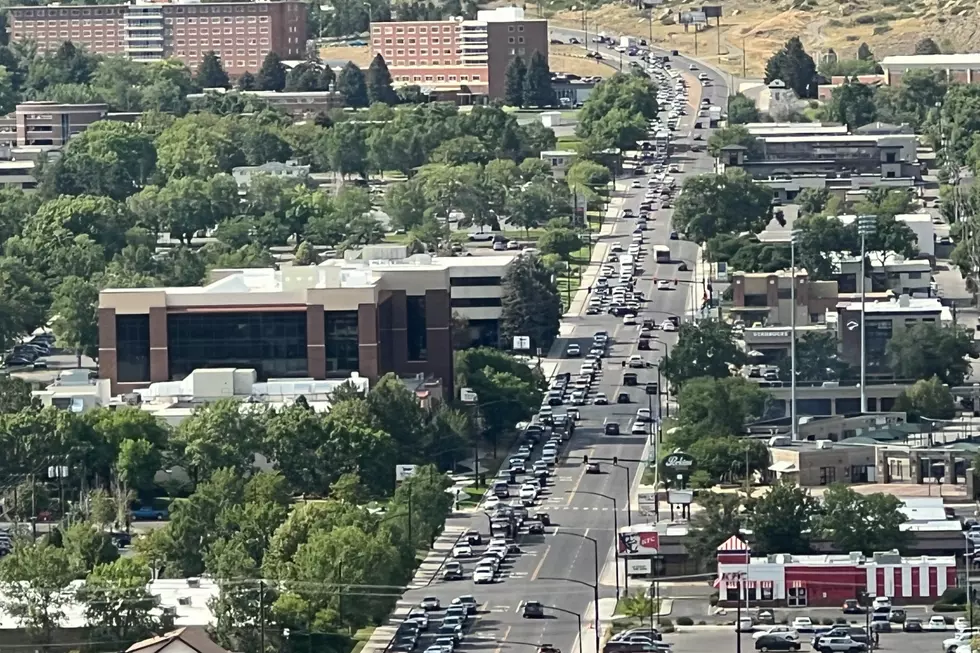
[126,627,229,653]
[745,123,848,136]
[717,535,749,552]
[880,54,980,67]
[758,134,911,145]
[836,296,943,314]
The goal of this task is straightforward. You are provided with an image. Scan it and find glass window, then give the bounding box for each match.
[406,295,427,361]
[325,311,359,374]
[116,315,150,383]
[168,311,308,381]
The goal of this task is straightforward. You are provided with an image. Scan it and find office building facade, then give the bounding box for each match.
[98,248,518,395]
[7,0,306,76]
[369,7,548,99]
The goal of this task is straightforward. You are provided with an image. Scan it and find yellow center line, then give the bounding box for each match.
[493,625,512,653]
[531,544,551,581]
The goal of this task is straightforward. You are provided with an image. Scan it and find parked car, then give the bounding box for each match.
[130,506,168,521]
[755,635,800,652]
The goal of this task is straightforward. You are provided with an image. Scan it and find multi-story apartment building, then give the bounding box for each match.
[7,0,306,76]
[0,101,108,148]
[369,6,548,100]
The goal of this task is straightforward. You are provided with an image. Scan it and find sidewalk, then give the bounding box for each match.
[564,183,626,319]
[360,524,468,653]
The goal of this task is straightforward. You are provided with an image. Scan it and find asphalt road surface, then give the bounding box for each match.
[662,627,952,653]
[396,49,730,653]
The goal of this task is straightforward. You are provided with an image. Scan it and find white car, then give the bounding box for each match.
[519,485,538,500]
[791,617,812,631]
[657,280,672,291]
[452,544,473,558]
[631,180,642,188]
[945,631,976,651]
[571,390,586,406]
[872,596,891,611]
[483,495,500,510]
[473,567,495,584]
[927,616,949,631]
[628,355,646,368]
[567,344,581,357]
[610,242,623,252]
[954,618,971,632]
[660,320,677,332]
[636,408,652,422]
[631,421,648,435]
[623,314,637,325]
[752,626,798,641]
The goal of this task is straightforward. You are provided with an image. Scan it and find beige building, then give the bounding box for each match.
[880,54,980,86]
[768,439,878,486]
[98,247,517,394]
[731,269,839,326]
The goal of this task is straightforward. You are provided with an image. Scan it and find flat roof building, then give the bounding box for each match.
[98,246,518,395]
[880,54,980,86]
[731,269,839,327]
[0,101,108,148]
[369,7,548,100]
[7,0,306,77]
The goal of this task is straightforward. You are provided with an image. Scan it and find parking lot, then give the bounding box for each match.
[666,627,953,653]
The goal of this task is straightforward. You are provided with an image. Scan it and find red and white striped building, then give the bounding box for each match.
[715,536,957,607]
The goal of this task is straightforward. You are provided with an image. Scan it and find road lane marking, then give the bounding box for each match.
[530,544,551,581]
[493,625,512,653]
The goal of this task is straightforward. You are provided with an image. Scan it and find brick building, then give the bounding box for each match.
[97,247,519,395]
[7,0,306,76]
[369,6,548,100]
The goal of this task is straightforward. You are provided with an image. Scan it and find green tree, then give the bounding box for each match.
[687,436,769,486]
[673,376,767,439]
[707,124,762,158]
[663,320,745,389]
[727,92,760,124]
[237,71,257,91]
[915,38,941,55]
[777,332,851,383]
[797,187,831,217]
[172,399,266,480]
[685,493,743,570]
[672,169,772,243]
[744,479,819,554]
[430,135,489,167]
[577,73,658,143]
[50,121,157,200]
[793,213,854,279]
[764,36,817,98]
[523,50,555,108]
[455,348,544,444]
[828,80,877,130]
[886,322,975,385]
[506,180,555,236]
[62,521,120,572]
[391,464,453,550]
[325,121,368,178]
[894,376,957,421]
[79,558,160,646]
[504,56,526,107]
[0,542,76,647]
[116,438,163,497]
[366,54,397,105]
[820,485,910,554]
[0,377,37,413]
[499,254,562,352]
[383,180,428,231]
[293,240,318,265]
[196,51,230,88]
[50,276,100,367]
[256,51,287,91]
[155,114,244,179]
[337,61,369,108]
[538,225,583,262]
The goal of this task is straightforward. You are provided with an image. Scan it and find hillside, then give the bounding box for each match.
[540,0,980,78]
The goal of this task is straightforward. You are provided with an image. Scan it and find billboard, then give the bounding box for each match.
[618,530,660,555]
[701,5,722,17]
[677,10,707,24]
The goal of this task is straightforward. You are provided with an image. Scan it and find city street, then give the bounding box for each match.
[380,46,731,653]
[662,627,951,653]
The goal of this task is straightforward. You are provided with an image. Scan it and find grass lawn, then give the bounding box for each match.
[458,485,485,508]
[351,627,376,653]
[502,228,548,241]
[384,232,412,244]
[556,134,582,149]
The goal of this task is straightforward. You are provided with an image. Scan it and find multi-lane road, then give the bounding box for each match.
[391,43,730,653]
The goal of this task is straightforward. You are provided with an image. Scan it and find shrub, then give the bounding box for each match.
[677,616,694,626]
[933,603,962,613]
[835,617,847,624]
[828,18,844,25]
[698,621,707,625]
[854,14,875,23]
[939,588,966,605]
[660,624,675,634]
[709,591,720,606]
[821,617,835,625]
[872,25,892,34]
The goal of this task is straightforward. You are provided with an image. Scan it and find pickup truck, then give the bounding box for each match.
[130,506,169,521]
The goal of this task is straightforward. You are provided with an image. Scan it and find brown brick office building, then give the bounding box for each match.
[7,0,306,77]
[98,251,518,396]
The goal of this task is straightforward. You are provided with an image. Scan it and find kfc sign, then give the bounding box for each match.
[618,530,660,555]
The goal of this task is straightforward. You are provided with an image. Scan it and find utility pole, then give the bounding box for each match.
[693,26,698,56]
[857,215,877,413]
[259,579,266,653]
[741,36,746,78]
[790,230,800,439]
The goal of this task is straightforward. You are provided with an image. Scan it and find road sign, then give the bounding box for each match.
[513,335,531,350]
[395,464,417,482]
[701,5,722,17]
[460,387,478,403]
[662,451,695,473]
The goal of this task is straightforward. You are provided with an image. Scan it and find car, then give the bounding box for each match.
[538,646,561,653]
[130,506,168,521]
[473,568,495,584]
[452,544,472,558]
[617,392,631,404]
[753,627,798,641]
[657,279,672,291]
[815,637,867,653]
[452,595,479,614]
[442,565,463,581]
[943,631,975,651]
[604,421,620,435]
[636,408,652,422]
[903,617,922,633]
[408,610,430,630]
[791,617,813,632]
[660,320,676,332]
[522,601,545,618]
[434,637,457,652]
[669,231,679,240]
[594,393,608,405]
[955,618,970,632]
[631,180,643,188]
[483,495,501,510]
[568,407,581,420]
[927,616,949,631]
[623,314,637,325]
[755,636,800,652]
[567,344,581,357]
[586,462,601,474]
[628,355,646,368]
[872,597,891,610]
[841,599,864,614]
[420,597,441,610]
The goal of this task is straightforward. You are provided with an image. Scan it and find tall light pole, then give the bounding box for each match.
[542,531,600,653]
[362,1,372,30]
[857,214,877,413]
[790,229,800,439]
[541,605,584,653]
[569,490,623,597]
[611,460,633,527]
[967,533,975,628]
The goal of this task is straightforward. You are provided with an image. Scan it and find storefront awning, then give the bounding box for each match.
[769,461,799,473]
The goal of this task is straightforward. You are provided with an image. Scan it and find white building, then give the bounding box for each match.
[232,161,310,188]
[880,54,980,85]
[540,150,576,179]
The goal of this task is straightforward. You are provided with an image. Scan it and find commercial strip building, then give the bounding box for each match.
[7,0,307,76]
[369,7,548,100]
[97,246,518,395]
[186,89,344,117]
[880,54,980,86]
[715,536,957,607]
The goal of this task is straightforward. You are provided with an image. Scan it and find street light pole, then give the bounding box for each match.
[571,490,624,597]
[542,605,584,653]
[546,531,601,653]
[790,229,800,439]
[967,533,975,628]
[857,214,877,413]
[611,462,633,527]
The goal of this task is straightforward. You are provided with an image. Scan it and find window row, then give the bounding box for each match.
[383,48,455,56]
[177,49,267,60]
[176,39,268,46]
[390,60,463,67]
[18,7,123,16]
[378,36,449,45]
[394,73,481,82]
[380,24,458,34]
[176,28,269,36]
[27,19,123,26]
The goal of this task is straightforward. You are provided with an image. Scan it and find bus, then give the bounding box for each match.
[653,245,671,263]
